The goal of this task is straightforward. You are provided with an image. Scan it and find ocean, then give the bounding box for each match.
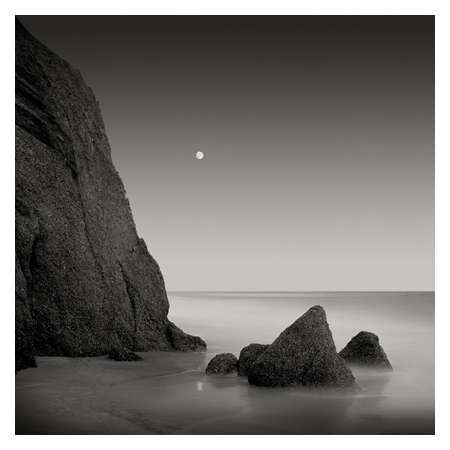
[168,291,434,434]
[16,291,434,434]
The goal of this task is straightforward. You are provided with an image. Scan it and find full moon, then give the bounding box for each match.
[195,151,204,160]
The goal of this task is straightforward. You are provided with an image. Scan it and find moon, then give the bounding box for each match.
[195,151,205,160]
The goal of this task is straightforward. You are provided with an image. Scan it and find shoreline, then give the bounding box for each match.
[16,350,433,435]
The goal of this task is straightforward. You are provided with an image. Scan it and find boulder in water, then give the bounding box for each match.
[339,331,392,369]
[247,305,356,388]
[206,353,238,374]
[238,343,269,376]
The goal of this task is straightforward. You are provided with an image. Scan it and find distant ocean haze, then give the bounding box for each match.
[168,291,434,356]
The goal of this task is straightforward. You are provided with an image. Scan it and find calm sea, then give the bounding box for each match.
[16,292,434,434]
[168,291,434,434]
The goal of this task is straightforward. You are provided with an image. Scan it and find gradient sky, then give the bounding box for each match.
[19,16,434,291]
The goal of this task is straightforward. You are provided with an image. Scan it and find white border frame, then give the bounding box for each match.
[2,1,447,448]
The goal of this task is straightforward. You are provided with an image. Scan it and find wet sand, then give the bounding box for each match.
[16,292,434,434]
[15,352,433,434]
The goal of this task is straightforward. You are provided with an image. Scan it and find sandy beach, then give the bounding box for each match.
[16,354,434,435]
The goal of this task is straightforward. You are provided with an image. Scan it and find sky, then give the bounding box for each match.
[19,16,434,291]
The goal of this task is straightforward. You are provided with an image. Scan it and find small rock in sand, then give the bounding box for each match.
[108,348,142,361]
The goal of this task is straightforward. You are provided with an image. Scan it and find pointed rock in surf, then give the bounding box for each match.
[247,305,356,388]
[238,343,269,376]
[206,353,238,374]
[339,331,392,370]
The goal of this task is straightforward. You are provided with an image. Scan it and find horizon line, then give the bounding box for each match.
[168,289,435,294]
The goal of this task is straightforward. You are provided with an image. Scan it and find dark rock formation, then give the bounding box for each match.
[339,331,392,369]
[167,321,207,352]
[15,20,205,372]
[238,343,269,376]
[108,348,142,362]
[206,353,238,375]
[247,306,356,388]
[15,255,37,372]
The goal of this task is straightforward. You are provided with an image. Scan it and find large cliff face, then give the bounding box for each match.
[15,21,205,371]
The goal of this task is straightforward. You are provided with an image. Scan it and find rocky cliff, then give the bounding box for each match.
[15,20,205,372]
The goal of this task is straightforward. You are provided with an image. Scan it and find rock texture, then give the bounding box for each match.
[206,353,238,374]
[247,306,356,388]
[238,343,269,376]
[167,321,207,352]
[108,348,142,362]
[339,331,392,369]
[15,20,205,372]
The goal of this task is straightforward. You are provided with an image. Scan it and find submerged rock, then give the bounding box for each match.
[206,353,238,374]
[247,305,356,388]
[339,331,392,369]
[167,321,207,352]
[238,343,269,376]
[108,348,142,362]
[15,20,205,371]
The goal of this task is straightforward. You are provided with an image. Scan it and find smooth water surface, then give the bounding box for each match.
[16,292,434,434]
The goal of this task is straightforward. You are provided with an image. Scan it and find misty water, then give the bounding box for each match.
[16,292,434,434]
